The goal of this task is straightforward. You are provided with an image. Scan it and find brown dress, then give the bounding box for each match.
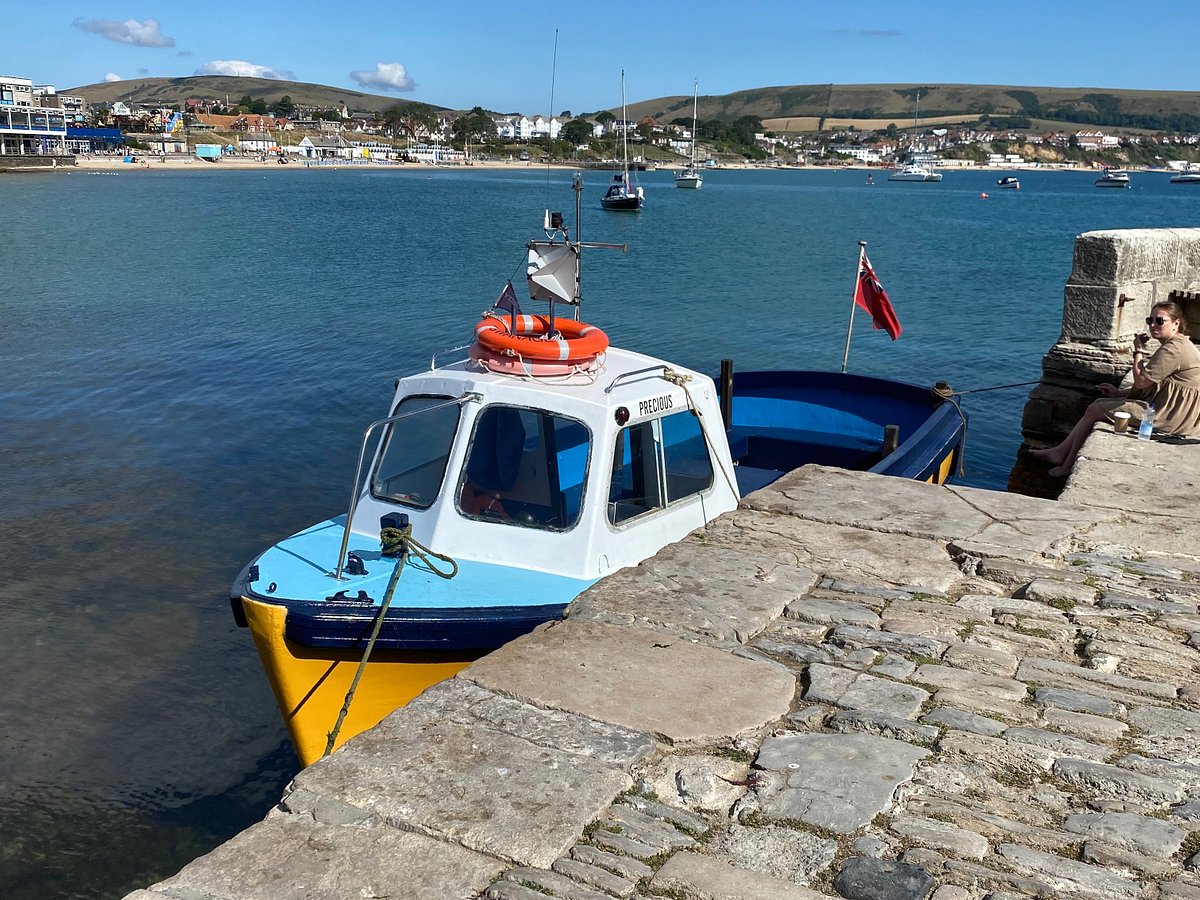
[1100,335,1200,436]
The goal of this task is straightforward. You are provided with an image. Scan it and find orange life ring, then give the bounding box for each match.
[469,342,603,376]
[474,314,609,362]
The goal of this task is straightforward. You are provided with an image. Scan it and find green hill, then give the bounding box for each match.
[625,83,1200,133]
[69,77,1200,133]
[66,75,444,114]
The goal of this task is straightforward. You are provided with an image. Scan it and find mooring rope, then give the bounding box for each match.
[662,368,741,509]
[323,523,458,758]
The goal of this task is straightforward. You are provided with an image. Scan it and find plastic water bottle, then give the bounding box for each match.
[1138,403,1156,441]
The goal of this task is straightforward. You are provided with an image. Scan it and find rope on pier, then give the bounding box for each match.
[662,368,742,512]
[323,524,458,759]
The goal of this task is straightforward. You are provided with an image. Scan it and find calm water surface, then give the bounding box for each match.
[1,164,1197,898]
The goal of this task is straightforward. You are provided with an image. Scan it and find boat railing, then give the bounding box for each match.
[331,392,480,581]
[604,364,671,394]
[430,342,473,370]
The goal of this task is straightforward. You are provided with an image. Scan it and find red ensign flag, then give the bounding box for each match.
[854,252,902,340]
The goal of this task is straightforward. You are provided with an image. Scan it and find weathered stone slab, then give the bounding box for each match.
[568,844,652,882]
[754,733,929,834]
[913,664,1028,701]
[1053,758,1187,805]
[997,842,1142,898]
[806,665,931,720]
[1041,707,1128,742]
[497,866,617,900]
[702,507,963,591]
[785,596,881,628]
[829,709,940,745]
[931,687,1038,724]
[1024,577,1098,607]
[1019,655,1178,700]
[1117,754,1200,793]
[1004,725,1111,762]
[943,641,1019,677]
[907,798,1074,853]
[408,679,655,766]
[1081,841,1178,877]
[568,540,818,644]
[712,823,838,886]
[1126,705,1200,764]
[617,794,710,834]
[831,624,949,658]
[651,850,828,899]
[941,858,1053,898]
[937,731,1058,776]
[1034,685,1126,717]
[604,804,696,851]
[463,619,795,744]
[149,813,505,900]
[920,707,1007,737]
[887,815,989,860]
[550,857,637,898]
[833,856,936,900]
[1063,811,1187,859]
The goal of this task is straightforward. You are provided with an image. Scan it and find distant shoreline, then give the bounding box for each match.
[45,154,1126,175]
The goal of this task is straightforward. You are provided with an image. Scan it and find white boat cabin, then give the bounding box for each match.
[345,346,740,582]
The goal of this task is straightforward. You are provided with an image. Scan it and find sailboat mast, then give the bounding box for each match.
[621,70,630,189]
[690,80,698,168]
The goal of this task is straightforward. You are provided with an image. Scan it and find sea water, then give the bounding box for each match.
[1,165,1197,898]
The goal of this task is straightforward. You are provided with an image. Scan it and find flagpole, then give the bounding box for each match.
[841,241,867,373]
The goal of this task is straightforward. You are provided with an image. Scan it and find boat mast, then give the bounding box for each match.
[690,80,698,170]
[621,70,630,191]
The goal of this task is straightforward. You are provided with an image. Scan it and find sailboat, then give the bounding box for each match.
[601,70,644,211]
[674,81,702,189]
[888,89,942,183]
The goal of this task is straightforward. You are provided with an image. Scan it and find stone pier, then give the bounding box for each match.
[126,449,1200,900]
[1011,227,1200,498]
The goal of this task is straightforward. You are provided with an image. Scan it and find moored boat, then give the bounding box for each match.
[231,179,967,766]
[996,176,1020,190]
[602,70,644,211]
[888,162,942,182]
[674,81,703,190]
[1095,168,1131,188]
[1169,171,1200,184]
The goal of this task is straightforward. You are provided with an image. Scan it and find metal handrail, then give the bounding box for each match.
[331,393,478,581]
[604,364,670,394]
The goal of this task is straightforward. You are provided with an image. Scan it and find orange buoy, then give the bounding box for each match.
[980,192,989,199]
[474,313,609,363]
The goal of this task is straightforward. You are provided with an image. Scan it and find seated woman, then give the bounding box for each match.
[1032,301,1200,477]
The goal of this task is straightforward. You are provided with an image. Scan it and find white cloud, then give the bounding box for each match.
[195,60,295,80]
[104,72,122,83]
[349,63,415,93]
[73,18,175,48]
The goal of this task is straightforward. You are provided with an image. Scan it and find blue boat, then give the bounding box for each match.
[230,179,966,766]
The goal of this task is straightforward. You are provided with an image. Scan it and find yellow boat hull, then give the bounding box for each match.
[241,597,483,767]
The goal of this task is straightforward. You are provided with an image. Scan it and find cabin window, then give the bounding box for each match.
[457,405,591,531]
[370,395,460,509]
[608,409,713,525]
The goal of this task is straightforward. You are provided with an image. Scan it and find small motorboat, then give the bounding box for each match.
[996,176,1020,190]
[231,178,967,766]
[1169,170,1200,184]
[1095,169,1131,188]
[888,163,942,182]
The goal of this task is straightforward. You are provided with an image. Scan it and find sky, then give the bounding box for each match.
[3,1,1198,113]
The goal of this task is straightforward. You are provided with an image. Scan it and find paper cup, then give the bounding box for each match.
[1113,412,1132,433]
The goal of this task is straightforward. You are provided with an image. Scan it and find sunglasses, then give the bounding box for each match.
[1146,316,1172,326]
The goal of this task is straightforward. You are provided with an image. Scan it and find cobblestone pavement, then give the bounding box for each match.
[129,433,1200,900]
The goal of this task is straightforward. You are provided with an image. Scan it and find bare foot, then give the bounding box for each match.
[1047,464,1072,478]
[1029,446,1066,464]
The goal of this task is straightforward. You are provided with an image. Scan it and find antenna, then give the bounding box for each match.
[545,28,559,198]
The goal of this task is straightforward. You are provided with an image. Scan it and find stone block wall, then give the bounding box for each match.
[1010,227,1200,497]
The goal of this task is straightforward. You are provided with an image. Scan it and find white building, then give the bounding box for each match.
[0,75,67,155]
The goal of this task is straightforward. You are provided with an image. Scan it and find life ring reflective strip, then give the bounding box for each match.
[474,314,609,362]
[469,342,603,377]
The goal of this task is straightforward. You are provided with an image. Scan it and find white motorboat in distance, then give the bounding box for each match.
[1095,169,1131,188]
[996,176,1020,190]
[1170,171,1200,184]
[888,163,942,182]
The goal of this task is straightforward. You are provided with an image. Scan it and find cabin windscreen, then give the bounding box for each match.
[457,405,591,531]
[608,409,714,525]
[371,395,461,508]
